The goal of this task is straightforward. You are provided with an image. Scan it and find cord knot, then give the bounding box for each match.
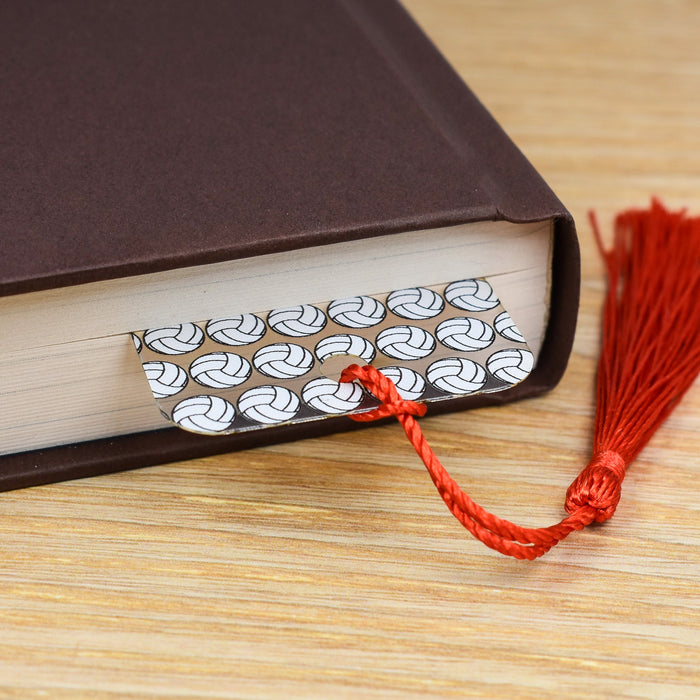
[565,450,627,522]
[339,364,427,422]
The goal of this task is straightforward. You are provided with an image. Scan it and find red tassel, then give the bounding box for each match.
[341,200,700,559]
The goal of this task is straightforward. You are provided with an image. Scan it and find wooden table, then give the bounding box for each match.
[2,1,698,697]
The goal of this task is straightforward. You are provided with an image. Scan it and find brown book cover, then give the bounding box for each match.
[0,0,579,490]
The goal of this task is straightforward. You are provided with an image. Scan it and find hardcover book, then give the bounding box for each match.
[0,0,579,490]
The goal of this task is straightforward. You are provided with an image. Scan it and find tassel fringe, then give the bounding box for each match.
[341,200,700,559]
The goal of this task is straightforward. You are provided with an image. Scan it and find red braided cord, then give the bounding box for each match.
[340,363,610,559]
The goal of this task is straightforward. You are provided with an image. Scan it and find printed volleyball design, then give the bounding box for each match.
[131,333,143,353]
[445,279,499,312]
[487,348,534,385]
[376,325,436,360]
[144,323,205,355]
[436,317,495,352]
[267,304,326,337]
[315,334,376,364]
[132,275,536,434]
[374,366,426,401]
[327,295,386,328]
[387,287,444,320]
[427,357,487,394]
[189,352,251,389]
[494,311,526,343]
[253,343,314,379]
[143,361,188,399]
[238,385,300,424]
[206,314,266,346]
[302,377,365,414]
[172,395,236,434]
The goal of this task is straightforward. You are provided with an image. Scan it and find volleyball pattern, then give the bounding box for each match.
[427,357,487,394]
[131,333,143,353]
[267,305,327,337]
[143,361,188,399]
[372,366,426,401]
[189,352,251,389]
[144,323,205,355]
[435,317,495,351]
[238,385,300,424]
[206,314,266,345]
[302,377,365,414]
[327,295,386,328]
[445,279,499,312]
[486,348,534,384]
[494,311,526,343]
[315,334,376,364]
[253,343,314,379]
[387,287,444,320]
[132,277,534,435]
[376,325,435,360]
[172,395,236,434]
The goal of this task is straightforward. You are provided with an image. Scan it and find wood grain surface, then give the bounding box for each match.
[1,1,699,697]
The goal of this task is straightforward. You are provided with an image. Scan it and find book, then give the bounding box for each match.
[0,0,579,490]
